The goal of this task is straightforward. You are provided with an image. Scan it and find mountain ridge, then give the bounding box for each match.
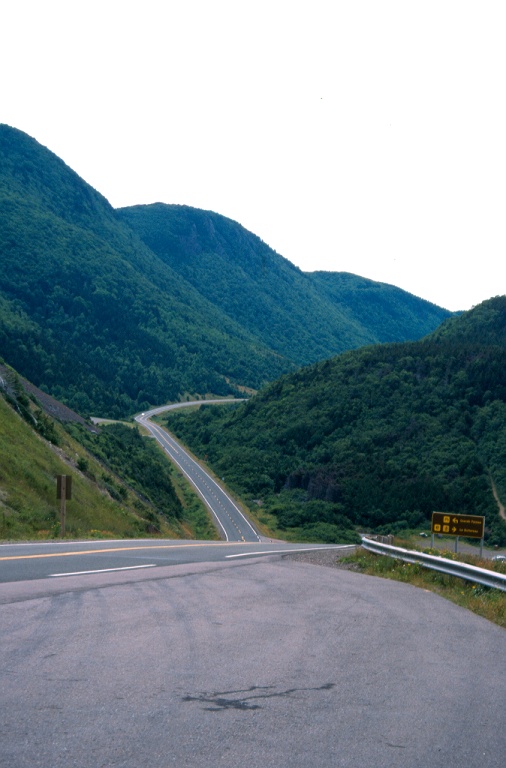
[0,125,293,415]
[118,202,453,365]
[2,124,451,417]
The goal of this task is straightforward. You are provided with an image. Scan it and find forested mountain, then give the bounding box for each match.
[0,125,292,416]
[1,124,503,545]
[309,271,452,344]
[0,124,450,417]
[165,297,506,545]
[118,203,452,365]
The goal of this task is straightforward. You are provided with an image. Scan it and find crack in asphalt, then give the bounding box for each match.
[183,682,335,711]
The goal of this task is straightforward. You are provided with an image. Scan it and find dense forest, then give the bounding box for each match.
[0,126,293,416]
[119,203,452,365]
[165,298,506,545]
[0,125,451,417]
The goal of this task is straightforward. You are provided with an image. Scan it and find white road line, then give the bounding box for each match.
[225,546,353,559]
[49,564,157,577]
[136,402,259,541]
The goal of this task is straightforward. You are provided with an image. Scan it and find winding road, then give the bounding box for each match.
[135,400,259,542]
[1,401,505,767]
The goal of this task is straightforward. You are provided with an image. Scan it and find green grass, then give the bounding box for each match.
[0,395,183,540]
[0,391,230,541]
[341,546,506,627]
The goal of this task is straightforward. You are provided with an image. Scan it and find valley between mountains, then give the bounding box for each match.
[0,123,505,552]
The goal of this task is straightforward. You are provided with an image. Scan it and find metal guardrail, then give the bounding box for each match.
[361,537,506,592]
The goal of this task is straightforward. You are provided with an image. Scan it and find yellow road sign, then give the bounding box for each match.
[431,512,485,539]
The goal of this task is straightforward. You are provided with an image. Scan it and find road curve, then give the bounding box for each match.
[3,402,504,766]
[136,400,260,542]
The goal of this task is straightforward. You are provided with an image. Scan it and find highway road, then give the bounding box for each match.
[2,400,505,767]
[135,400,260,542]
[0,539,352,585]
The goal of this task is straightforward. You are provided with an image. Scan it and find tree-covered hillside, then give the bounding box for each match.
[1,125,454,419]
[118,203,452,365]
[309,271,456,343]
[165,297,506,545]
[0,125,293,416]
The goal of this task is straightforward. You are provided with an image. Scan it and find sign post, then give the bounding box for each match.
[56,475,72,538]
[431,512,485,555]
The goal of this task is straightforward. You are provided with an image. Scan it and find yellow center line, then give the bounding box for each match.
[0,541,238,562]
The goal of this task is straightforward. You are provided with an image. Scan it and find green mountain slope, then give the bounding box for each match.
[118,203,452,365]
[309,271,453,344]
[165,296,506,545]
[0,125,293,416]
[0,363,217,540]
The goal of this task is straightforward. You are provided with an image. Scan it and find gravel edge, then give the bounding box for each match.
[281,547,361,571]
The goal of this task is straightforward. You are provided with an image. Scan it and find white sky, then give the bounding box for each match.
[2,0,505,311]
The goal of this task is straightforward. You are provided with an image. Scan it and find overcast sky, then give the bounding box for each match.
[2,1,505,311]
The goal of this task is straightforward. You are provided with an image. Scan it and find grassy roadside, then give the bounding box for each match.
[0,388,215,541]
[0,394,176,540]
[340,545,506,627]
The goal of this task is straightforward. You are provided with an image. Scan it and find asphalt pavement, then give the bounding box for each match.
[135,401,259,542]
[2,401,504,766]
[1,555,504,768]
[0,539,353,585]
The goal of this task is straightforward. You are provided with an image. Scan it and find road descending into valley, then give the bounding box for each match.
[135,400,260,542]
[1,400,505,767]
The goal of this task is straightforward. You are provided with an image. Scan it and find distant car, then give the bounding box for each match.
[492,554,506,561]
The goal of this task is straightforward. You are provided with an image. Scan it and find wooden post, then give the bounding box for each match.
[60,475,66,538]
[56,475,72,538]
